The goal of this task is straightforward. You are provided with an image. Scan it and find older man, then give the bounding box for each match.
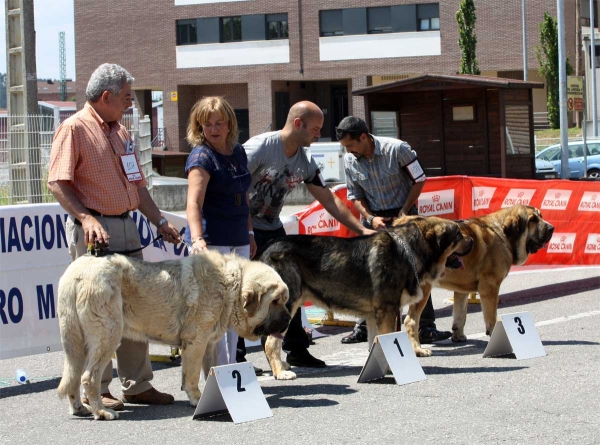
[48,63,181,410]
[237,101,376,370]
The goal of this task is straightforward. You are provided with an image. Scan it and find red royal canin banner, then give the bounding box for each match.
[294,177,600,266]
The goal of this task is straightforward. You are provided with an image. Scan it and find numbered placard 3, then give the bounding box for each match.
[358,332,426,385]
[483,311,546,360]
[193,362,272,424]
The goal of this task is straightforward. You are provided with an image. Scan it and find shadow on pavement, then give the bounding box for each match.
[434,276,599,320]
[262,382,357,409]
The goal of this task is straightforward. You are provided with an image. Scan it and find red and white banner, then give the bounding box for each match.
[293,178,600,266]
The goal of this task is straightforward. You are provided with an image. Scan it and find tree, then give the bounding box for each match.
[0,73,6,109]
[456,0,480,75]
[536,12,574,129]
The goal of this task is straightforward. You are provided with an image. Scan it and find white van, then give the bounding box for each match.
[309,142,346,182]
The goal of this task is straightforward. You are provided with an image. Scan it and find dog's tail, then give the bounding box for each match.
[56,271,86,401]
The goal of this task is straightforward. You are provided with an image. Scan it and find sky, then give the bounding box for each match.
[0,0,76,80]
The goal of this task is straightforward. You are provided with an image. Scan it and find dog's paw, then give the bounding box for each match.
[187,389,202,407]
[452,334,467,342]
[282,361,291,371]
[414,347,432,357]
[274,370,297,380]
[94,408,119,421]
[70,403,92,417]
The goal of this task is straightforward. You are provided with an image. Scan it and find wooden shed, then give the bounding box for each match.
[352,74,544,179]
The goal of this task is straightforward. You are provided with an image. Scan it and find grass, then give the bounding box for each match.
[535,127,583,139]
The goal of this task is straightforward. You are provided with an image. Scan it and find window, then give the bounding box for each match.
[320,10,343,36]
[417,4,440,31]
[267,14,288,39]
[371,111,398,138]
[368,7,392,34]
[221,16,242,42]
[176,19,198,45]
[452,105,475,122]
[505,105,531,155]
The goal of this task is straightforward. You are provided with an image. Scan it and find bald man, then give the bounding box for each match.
[240,101,375,369]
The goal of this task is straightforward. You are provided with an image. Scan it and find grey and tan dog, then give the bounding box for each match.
[57,250,290,420]
[257,215,474,379]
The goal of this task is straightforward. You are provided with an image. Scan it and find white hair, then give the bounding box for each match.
[85,63,134,102]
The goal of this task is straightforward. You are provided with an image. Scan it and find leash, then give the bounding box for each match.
[86,234,165,257]
[384,227,420,287]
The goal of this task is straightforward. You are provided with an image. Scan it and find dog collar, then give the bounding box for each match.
[386,229,420,287]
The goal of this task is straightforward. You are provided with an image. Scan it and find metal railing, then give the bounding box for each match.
[1,110,143,206]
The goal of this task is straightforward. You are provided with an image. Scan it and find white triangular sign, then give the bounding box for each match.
[193,362,272,424]
[483,311,546,360]
[358,332,426,385]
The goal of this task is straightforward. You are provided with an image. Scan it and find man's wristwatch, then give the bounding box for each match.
[156,217,168,228]
[367,215,375,226]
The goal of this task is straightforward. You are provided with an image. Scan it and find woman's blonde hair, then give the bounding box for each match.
[186,96,240,148]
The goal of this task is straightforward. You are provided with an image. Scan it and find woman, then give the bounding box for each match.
[184,96,257,367]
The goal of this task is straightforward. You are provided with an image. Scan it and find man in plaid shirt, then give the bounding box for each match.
[336,116,452,345]
[48,64,181,411]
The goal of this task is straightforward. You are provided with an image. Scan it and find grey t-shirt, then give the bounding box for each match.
[244,131,321,231]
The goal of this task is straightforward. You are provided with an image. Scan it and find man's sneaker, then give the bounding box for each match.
[341,330,368,344]
[82,392,124,411]
[419,327,452,344]
[286,349,326,368]
[121,387,174,405]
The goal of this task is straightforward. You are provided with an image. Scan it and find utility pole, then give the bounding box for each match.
[59,31,67,102]
[558,0,570,179]
[5,0,41,203]
[522,0,528,80]
[591,0,598,136]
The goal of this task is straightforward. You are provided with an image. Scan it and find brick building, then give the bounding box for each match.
[74,0,578,153]
[37,80,77,102]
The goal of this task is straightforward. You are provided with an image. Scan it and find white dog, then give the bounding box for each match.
[57,250,290,420]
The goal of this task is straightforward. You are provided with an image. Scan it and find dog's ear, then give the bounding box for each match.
[429,223,457,251]
[503,214,525,240]
[242,288,259,316]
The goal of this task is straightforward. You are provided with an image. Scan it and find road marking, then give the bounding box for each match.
[258,309,600,380]
[469,309,600,339]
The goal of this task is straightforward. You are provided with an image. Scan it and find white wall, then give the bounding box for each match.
[176,40,290,68]
[319,31,441,62]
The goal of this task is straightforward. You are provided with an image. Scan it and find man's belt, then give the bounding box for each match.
[73,208,131,226]
[372,205,418,218]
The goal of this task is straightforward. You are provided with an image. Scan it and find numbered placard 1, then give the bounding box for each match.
[483,311,546,360]
[357,332,426,385]
[192,362,272,424]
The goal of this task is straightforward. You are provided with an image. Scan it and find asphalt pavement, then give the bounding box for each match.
[0,265,598,445]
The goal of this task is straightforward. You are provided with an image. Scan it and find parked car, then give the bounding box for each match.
[536,139,600,179]
[535,158,559,179]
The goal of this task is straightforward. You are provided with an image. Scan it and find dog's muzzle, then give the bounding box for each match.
[526,223,555,254]
[253,312,291,338]
[446,236,474,269]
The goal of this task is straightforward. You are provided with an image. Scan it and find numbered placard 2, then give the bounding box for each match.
[192,362,272,424]
[483,311,546,360]
[357,332,426,385]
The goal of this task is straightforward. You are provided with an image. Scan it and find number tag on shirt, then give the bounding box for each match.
[121,154,142,182]
[404,159,426,183]
[483,311,546,360]
[193,362,272,424]
[358,332,426,385]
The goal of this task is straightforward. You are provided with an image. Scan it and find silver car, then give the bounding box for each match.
[536,139,600,179]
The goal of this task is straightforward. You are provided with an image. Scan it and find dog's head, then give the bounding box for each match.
[502,205,554,265]
[424,217,474,271]
[238,261,291,341]
[393,216,473,283]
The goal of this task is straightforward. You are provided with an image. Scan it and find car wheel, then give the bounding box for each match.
[588,169,600,179]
